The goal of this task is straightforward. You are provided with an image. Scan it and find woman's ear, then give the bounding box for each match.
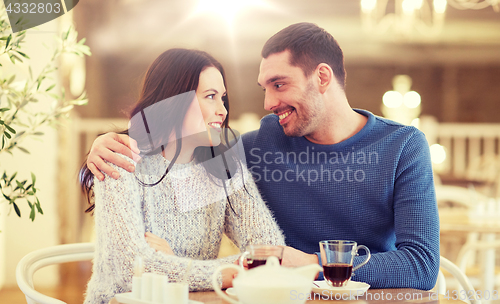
[316,64,334,94]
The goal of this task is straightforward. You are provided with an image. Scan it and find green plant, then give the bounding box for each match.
[0,4,90,221]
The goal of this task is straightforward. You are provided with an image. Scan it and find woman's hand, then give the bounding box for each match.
[145,232,174,255]
[221,267,239,289]
[87,132,140,181]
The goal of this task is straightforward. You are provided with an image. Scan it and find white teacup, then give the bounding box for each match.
[163,282,189,304]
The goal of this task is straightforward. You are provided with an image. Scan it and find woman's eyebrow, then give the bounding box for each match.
[202,88,218,93]
[202,88,227,95]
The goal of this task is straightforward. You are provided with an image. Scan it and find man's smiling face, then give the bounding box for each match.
[257,50,324,138]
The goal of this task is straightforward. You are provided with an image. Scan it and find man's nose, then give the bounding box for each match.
[263,91,279,112]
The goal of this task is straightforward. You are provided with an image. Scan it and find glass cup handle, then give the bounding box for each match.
[352,245,371,272]
[239,251,251,270]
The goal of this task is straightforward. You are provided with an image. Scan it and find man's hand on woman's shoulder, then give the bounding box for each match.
[87,132,140,181]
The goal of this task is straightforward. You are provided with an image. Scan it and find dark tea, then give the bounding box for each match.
[247,257,282,269]
[323,263,352,287]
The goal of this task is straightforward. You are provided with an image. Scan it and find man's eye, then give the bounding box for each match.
[275,84,283,89]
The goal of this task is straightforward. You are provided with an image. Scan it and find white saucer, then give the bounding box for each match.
[225,287,238,299]
[312,280,370,300]
[115,292,203,304]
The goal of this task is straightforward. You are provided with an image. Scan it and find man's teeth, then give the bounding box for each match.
[208,122,221,128]
[278,110,293,120]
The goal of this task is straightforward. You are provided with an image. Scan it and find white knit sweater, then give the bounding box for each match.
[84,153,285,304]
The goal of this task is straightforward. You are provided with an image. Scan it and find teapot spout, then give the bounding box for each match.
[295,263,323,281]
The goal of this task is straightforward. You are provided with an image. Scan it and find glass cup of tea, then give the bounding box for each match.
[239,245,284,270]
[319,240,371,288]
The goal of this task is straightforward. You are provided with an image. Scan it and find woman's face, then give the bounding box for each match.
[183,66,228,147]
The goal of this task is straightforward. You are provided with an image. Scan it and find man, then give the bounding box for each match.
[87,23,439,290]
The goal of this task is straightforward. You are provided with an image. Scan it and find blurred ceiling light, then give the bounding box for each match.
[196,0,266,22]
[402,0,425,14]
[430,143,447,164]
[403,91,421,108]
[434,0,449,13]
[361,0,378,12]
[446,0,499,12]
[361,0,447,37]
[383,91,404,108]
[381,75,422,125]
[411,117,420,128]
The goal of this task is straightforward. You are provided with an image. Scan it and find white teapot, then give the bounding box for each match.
[212,256,322,304]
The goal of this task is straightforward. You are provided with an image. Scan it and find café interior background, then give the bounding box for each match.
[1,0,500,295]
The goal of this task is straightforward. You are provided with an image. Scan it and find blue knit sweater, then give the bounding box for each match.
[241,109,440,290]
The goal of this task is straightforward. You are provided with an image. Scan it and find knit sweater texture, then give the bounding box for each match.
[84,152,285,304]
[242,109,440,290]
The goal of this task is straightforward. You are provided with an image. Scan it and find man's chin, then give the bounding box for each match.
[282,125,304,137]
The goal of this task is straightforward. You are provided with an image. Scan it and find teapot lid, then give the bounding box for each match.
[236,256,310,287]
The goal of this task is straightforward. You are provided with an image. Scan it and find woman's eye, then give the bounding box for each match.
[206,94,215,99]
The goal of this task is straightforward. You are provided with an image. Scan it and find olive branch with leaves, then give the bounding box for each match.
[0,4,90,221]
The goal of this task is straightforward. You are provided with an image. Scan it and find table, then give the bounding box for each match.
[110,288,469,304]
[187,289,469,303]
[439,209,500,299]
[440,209,500,234]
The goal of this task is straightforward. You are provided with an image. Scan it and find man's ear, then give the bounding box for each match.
[316,64,334,94]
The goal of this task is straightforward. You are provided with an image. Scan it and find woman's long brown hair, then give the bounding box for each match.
[80,49,245,213]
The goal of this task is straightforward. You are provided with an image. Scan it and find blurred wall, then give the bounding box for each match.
[0,22,61,288]
[345,64,500,123]
[72,0,500,124]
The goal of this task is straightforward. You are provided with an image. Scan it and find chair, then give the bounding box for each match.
[435,184,489,209]
[436,256,482,304]
[436,184,482,272]
[466,155,500,198]
[456,240,500,270]
[456,239,500,293]
[16,243,94,304]
[437,184,500,293]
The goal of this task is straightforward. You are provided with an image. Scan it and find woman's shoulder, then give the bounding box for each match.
[106,154,136,177]
[97,153,164,183]
[222,158,254,190]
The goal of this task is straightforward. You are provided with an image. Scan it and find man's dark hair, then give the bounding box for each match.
[262,22,346,89]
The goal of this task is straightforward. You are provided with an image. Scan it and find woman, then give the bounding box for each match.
[80,49,285,304]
